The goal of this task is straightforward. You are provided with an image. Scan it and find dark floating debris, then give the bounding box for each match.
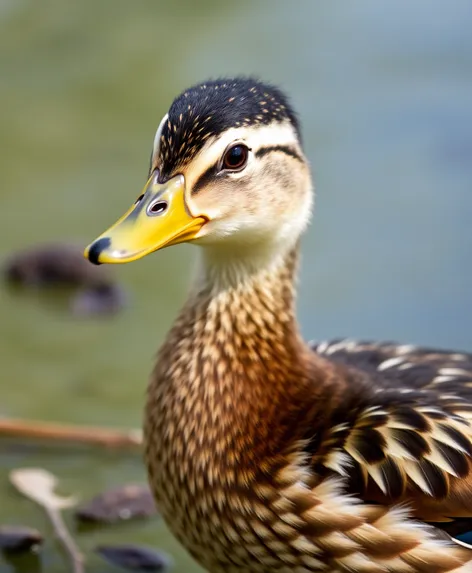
[75,484,157,523]
[96,544,173,571]
[3,242,127,317]
[0,525,43,553]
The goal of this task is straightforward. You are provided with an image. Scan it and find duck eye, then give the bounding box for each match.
[222,144,249,171]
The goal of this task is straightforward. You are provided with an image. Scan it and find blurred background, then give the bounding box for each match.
[0,0,471,571]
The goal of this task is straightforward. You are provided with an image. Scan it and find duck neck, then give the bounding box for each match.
[149,240,321,461]
[195,238,301,297]
[192,239,306,363]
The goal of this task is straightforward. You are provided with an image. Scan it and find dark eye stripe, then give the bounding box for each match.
[191,144,304,195]
[192,163,219,195]
[255,145,304,163]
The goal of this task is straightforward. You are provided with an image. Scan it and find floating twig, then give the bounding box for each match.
[10,468,84,573]
[0,417,142,449]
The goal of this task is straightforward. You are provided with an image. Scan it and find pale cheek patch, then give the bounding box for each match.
[187,136,312,251]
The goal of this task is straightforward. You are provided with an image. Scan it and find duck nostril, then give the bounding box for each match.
[134,193,144,205]
[147,200,168,216]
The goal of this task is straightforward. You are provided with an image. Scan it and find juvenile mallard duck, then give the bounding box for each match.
[85,78,472,572]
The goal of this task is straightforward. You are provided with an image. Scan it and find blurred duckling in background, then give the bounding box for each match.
[85,78,472,572]
[4,243,126,317]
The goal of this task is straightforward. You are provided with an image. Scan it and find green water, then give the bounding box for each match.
[0,1,471,571]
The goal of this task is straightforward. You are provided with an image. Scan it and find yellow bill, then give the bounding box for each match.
[84,172,207,265]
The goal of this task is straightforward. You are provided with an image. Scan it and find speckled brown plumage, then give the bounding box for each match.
[89,77,472,572]
[143,243,472,572]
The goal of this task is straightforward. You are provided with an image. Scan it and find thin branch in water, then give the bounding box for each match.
[0,417,142,449]
[10,468,85,573]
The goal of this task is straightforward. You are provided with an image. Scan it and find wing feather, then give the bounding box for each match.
[309,339,472,528]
